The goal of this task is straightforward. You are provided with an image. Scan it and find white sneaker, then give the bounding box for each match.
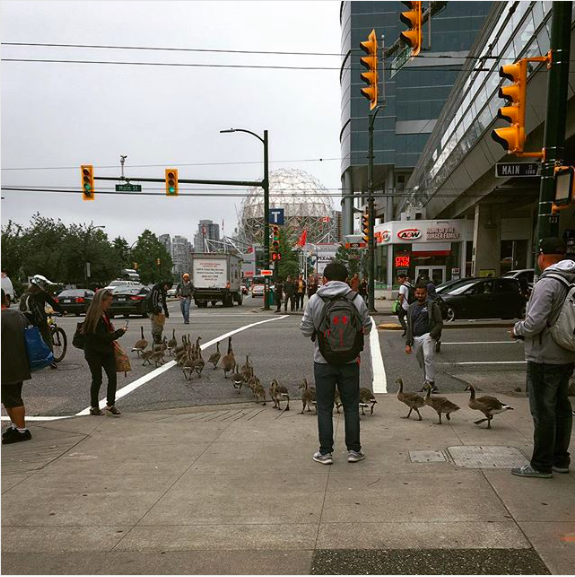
[313,451,333,465]
[348,450,366,463]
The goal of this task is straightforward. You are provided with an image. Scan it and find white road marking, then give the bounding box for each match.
[441,341,520,345]
[438,361,526,366]
[370,318,387,394]
[0,416,71,421]
[76,315,288,415]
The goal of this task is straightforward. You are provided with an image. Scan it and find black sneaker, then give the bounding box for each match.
[2,429,32,445]
[106,405,121,416]
[2,427,16,440]
[89,407,103,416]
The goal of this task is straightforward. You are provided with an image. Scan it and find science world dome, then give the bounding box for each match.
[238,168,338,246]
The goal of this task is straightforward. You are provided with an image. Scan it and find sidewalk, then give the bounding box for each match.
[2,395,574,575]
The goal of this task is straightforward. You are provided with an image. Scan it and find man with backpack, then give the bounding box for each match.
[396,273,414,336]
[511,238,575,478]
[300,262,372,465]
[147,280,172,345]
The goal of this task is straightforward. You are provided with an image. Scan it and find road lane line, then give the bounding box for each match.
[438,361,526,365]
[76,315,288,415]
[441,341,520,345]
[1,416,71,421]
[370,318,387,394]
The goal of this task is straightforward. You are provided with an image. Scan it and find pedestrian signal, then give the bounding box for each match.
[360,30,378,110]
[81,165,95,201]
[400,1,422,57]
[165,168,179,196]
[272,252,282,261]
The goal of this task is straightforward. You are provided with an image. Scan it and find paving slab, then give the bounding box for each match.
[518,522,575,575]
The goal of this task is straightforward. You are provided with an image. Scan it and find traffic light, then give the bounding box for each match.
[554,166,575,207]
[491,60,527,154]
[165,168,179,196]
[361,209,370,243]
[81,165,95,201]
[271,225,280,252]
[359,30,378,110]
[156,258,161,266]
[400,1,422,57]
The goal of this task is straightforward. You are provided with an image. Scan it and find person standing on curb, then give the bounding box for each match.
[284,275,295,312]
[148,280,171,344]
[83,289,127,416]
[307,275,318,301]
[404,282,443,393]
[176,273,194,324]
[274,277,284,313]
[511,238,575,478]
[295,274,306,311]
[300,262,372,465]
[2,289,33,445]
[396,273,413,337]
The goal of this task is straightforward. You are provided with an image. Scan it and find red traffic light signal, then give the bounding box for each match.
[400,1,422,57]
[360,30,378,110]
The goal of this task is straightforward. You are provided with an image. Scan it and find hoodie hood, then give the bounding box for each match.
[316,280,354,298]
[542,259,575,282]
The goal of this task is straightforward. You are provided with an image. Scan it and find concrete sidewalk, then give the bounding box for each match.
[2,394,574,575]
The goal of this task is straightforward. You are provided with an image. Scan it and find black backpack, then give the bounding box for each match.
[405,282,416,305]
[72,322,86,350]
[317,291,365,365]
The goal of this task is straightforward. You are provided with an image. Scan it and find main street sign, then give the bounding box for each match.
[495,163,540,178]
[269,208,285,225]
[116,184,142,192]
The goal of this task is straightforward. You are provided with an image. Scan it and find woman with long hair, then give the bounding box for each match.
[82,289,127,416]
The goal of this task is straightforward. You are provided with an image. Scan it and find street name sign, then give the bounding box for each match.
[390,45,412,79]
[116,184,142,192]
[269,208,285,225]
[495,163,540,178]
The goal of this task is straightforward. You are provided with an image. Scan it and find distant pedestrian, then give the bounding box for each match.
[82,289,127,416]
[396,273,413,337]
[176,273,194,324]
[274,277,284,313]
[307,276,318,300]
[148,280,171,344]
[349,273,360,292]
[2,289,33,445]
[284,276,296,312]
[421,274,441,351]
[300,262,372,465]
[359,277,368,304]
[295,275,306,311]
[511,238,575,478]
[19,274,64,368]
[404,282,443,393]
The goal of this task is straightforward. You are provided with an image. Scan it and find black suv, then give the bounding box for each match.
[108,285,150,318]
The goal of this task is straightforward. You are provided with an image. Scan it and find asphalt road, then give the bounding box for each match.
[2,300,529,419]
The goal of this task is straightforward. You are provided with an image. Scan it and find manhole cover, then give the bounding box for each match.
[447,446,529,469]
[409,450,446,463]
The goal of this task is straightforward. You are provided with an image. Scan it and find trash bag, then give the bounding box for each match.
[25,326,55,371]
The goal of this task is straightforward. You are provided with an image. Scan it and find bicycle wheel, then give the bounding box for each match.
[51,326,68,363]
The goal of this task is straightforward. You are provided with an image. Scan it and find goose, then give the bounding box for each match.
[253,379,266,404]
[270,379,290,411]
[466,385,514,429]
[194,345,205,377]
[299,379,317,414]
[233,365,246,392]
[220,337,236,378]
[208,341,221,369]
[131,326,148,357]
[241,355,251,375]
[396,377,425,421]
[167,329,177,354]
[150,349,165,368]
[423,384,459,424]
[359,387,377,415]
[141,349,155,366]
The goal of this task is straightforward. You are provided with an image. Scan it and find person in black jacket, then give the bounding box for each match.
[283,276,296,312]
[148,281,172,344]
[274,277,284,313]
[82,289,127,416]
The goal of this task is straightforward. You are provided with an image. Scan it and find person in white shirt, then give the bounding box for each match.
[396,273,412,337]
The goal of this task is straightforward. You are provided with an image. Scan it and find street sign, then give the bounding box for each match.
[269,208,285,225]
[260,269,273,276]
[345,242,367,249]
[495,163,540,178]
[390,45,412,79]
[115,184,142,192]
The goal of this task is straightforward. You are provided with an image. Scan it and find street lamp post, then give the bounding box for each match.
[84,223,105,284]
[220,128,270,310]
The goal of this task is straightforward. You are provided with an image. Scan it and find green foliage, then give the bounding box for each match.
[1,220,24,279]
[275,226,300,280]
[130,230,173,285]
[335,244,362,277]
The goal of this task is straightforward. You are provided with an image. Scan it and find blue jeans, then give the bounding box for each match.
[180,297,191,323]
[526,361,573,473]
[314,362,361,455]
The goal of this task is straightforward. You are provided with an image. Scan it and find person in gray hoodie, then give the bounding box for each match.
[300,262,372,465]
[511,237,575,478]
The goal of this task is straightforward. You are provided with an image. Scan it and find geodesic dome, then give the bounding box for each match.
[238,168,338,245]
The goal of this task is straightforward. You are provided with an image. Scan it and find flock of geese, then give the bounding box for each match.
[130,327,514,425]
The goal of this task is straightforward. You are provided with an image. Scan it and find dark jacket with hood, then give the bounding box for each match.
[84,314,124,356]
[149,282,171,316]
[405,298,443,346]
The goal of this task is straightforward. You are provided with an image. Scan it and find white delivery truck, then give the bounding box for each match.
[191,253,243,307]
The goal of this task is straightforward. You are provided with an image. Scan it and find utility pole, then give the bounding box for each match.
[536,1,572,267]
[263,130,270,310]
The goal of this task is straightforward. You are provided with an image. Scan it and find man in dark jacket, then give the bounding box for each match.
[148,281,171,344]
[274,277,284,313]
[2,289,33,444]
[405,282,443,393]
[283,276,296,312]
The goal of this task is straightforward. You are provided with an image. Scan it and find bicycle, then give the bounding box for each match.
[47,315,68,363]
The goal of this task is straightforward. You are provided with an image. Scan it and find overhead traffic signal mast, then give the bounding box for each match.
[360,30,378,110]
[399,1,422,57]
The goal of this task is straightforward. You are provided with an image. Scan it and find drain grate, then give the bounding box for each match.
[409,450,447,463]
[447,445,529,469]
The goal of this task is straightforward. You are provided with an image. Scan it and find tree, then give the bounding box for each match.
[131,230,173,285]
[112,236,130,274]
[335,244,361,277]
[1,220,24,279]
[275,226,300,279]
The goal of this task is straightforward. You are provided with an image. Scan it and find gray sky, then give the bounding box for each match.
[1,1,342,244]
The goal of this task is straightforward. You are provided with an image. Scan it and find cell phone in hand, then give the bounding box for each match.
[124,321,129,330]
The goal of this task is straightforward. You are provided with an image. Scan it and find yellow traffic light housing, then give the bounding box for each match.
[165,168,179,196]
[271,225,280,252]
[81,165,95,201]
[400,1,422,57]
[361,210,370,243]
[360,30,378,110]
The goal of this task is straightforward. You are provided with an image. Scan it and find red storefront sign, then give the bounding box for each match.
[397,228,422,241]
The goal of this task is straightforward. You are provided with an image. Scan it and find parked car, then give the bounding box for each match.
[503,268,535,288]
[167,287,177,298]
[104,279,141,291]
[252,283,265,298]
[440,277,527,322]
[55,288,95,315]
[108,284,150,318]
[436,277,479,295]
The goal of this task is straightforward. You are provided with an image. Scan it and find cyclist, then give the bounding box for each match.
[20,275,64,368]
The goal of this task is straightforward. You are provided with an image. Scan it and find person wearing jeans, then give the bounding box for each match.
[405,282,443,393]
[512,237,575,478]
[176,273,194,324]
[396,274,412,336]
[300,262,372,465]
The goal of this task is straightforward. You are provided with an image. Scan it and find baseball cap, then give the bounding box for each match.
[539,237,566,255]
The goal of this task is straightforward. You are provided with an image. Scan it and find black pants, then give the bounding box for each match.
[38,324,53,352]
[527,361,573,473]
[314,362,361,455]
[284,295,295,312]
[85,351,117,408]
[275,293,283,312]
[397,307,407,333]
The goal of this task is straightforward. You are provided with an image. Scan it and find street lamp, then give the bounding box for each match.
[220,128,270,310]
[84,224,106,284]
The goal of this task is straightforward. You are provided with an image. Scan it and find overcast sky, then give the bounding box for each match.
[1,1,342,244]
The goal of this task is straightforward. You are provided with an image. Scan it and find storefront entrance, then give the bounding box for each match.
[415,266,446,286]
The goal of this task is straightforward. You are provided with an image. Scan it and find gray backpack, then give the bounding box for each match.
[544,273,575,352]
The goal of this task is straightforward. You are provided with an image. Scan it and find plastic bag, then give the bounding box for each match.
[25,326,55,371]
[391,299,400,315]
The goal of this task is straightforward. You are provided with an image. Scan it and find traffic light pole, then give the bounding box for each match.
[263,130,271,311]
[535,1,572,269]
